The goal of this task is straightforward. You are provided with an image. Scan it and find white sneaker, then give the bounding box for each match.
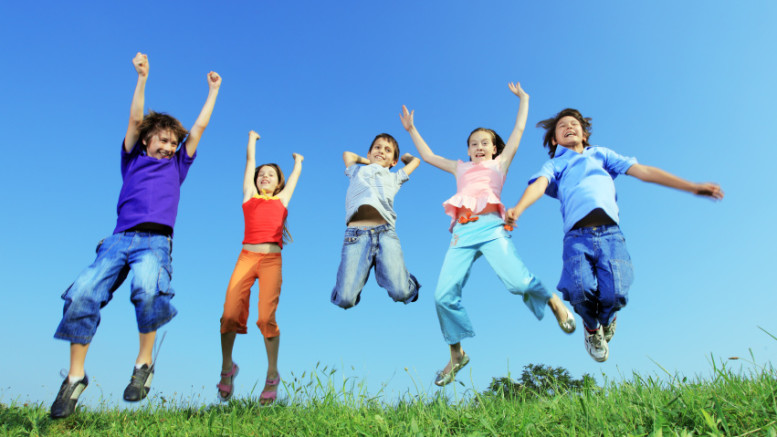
[603,318,617,343]
[584,326,609,362]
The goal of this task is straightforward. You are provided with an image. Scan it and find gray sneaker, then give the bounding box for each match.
[123,364,154,402]
[50,375,88,419]
[584,327,609,362]
[603,318,617,343]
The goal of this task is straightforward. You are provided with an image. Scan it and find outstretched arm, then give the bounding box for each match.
[243,131,260,202]
[399,153,420,176]
[400,105,456,174]
[278,153,304,207]
[497,82,529,173]
[342,151,370,168]
[505,177,549,228]
[185,71,222,157]
[626,164,724,199]
[125,52,149,152]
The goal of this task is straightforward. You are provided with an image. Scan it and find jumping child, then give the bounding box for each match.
[506,108,724,362]
[400,82,575,387]
[330,134,421,309]
[217,130,302,405]
[51,52,221,418]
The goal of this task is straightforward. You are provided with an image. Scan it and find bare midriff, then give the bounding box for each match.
[242,242,281,253]
[456,203,500,221]
[347,205,388,227]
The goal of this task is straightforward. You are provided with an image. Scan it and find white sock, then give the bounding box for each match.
[68,375,84,383]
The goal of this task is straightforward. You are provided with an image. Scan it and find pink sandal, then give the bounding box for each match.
[217,363,239,402]
[260,376,280,405]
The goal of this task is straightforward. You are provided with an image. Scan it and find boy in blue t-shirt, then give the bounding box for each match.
[50,53,221,419]
[506,108,723,362]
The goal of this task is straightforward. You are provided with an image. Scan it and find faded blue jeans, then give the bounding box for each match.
[557,224,633,330]
[331,224,420,309]
[54,232,176,344]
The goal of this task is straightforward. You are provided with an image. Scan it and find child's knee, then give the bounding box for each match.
[256,317,279,337]
[331,288,359,309]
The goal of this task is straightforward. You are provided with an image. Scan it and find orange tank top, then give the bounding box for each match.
[242,194,288,248]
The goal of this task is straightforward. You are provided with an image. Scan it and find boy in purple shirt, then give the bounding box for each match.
[50,53,221,418]
[506,108,723,363]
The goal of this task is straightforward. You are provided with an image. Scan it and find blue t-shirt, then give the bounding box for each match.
[344,164,409,228]
[529,146,637,234]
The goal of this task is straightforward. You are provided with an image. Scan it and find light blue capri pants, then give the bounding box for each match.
[435,213,552,344]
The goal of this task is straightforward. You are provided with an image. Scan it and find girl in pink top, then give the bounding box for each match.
[400,82,576,387]
[218,130,303,405]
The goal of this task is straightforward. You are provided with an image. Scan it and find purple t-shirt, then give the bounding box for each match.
[114,139,196,234]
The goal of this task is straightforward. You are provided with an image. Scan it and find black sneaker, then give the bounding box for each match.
[50,375,88,419]
[123,364,154,402]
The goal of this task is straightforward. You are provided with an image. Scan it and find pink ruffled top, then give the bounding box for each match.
[443,159,506,231]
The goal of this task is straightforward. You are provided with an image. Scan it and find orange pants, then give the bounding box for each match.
[220,250,282,338]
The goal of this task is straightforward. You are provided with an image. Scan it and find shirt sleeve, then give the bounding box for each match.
[395,168,410,185]
[120,139,141,179]
[175,141,197,183]
[344,164,358,178]
[600,147,638,178]
[528,160,559,198]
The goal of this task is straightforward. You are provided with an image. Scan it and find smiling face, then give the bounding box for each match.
[367,137,398,168]
[143,128,179,159]
[467,130,497,162]
[255,165,280,195]
[553,115,588,149]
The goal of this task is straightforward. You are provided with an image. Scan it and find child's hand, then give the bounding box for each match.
[400,105,415,132]
[293,153,304,162]
[133,52,149,77]
[694,182,724,200]
[208,71,222,90]
[508,82,529,99]
[249,130,261,141]
[505,207,519,229]
[400,153,417,165]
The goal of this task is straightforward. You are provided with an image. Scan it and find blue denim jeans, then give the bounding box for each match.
[331,225,420,309]
[557,224,633,330]
[54,232,177,343]
[435,215,552,344]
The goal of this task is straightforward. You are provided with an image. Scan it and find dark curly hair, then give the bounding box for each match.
[536,108,592,158]
[137,111,189,149]
[467,127,505,159]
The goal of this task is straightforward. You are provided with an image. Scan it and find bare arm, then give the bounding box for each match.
[278,153,304,208]
[505,177,549,228]
[400,105,457,174]
[399,153,420,176]
[497,82,530,173]
[242,131,260,203]
[342,151,370,168]
[125,52,149,152]
[184,71,222,158]
[626,164,724,199]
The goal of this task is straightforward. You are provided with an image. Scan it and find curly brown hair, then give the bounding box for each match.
[536,108,592,158]
[137,111,189,148]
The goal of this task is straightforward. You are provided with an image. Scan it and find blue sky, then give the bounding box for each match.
[1,1,774,408]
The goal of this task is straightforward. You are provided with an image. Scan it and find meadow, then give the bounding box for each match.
[2,355,775,437]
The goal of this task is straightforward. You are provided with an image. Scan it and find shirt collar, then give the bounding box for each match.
[254,190,279,200]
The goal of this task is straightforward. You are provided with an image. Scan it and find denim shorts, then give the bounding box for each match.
[331,224,419,309]
[557,224,633,326]
[54,232,177,343]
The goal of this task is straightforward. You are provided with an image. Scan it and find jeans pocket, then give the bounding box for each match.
[609,258,633,308]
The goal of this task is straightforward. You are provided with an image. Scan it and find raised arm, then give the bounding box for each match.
[242,131,260,202]
[342,151,370,168]
[497,82,529,173]
[125,52,149,152]
[400,105,457,174]
[625,164,724,199]
[278,153,304,208]
[399,153,420,176]
[184,71,222,157]
[505,177,549,228]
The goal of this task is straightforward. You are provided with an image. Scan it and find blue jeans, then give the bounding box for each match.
[435,216,552,344]
[331,225,420,309]
[54,232,177,343]
[557,224,633,330]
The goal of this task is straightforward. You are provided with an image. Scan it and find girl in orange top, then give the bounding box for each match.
[218,130,303,404]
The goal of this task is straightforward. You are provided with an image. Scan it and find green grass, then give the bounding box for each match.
[2,358,776,436]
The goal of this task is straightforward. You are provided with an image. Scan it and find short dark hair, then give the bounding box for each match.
[138,111,189,149]
[369,133,400,167]
[536,108,592,158]
[467,127,505,159]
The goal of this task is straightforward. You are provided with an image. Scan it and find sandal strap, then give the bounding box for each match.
[220,363,238,378]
